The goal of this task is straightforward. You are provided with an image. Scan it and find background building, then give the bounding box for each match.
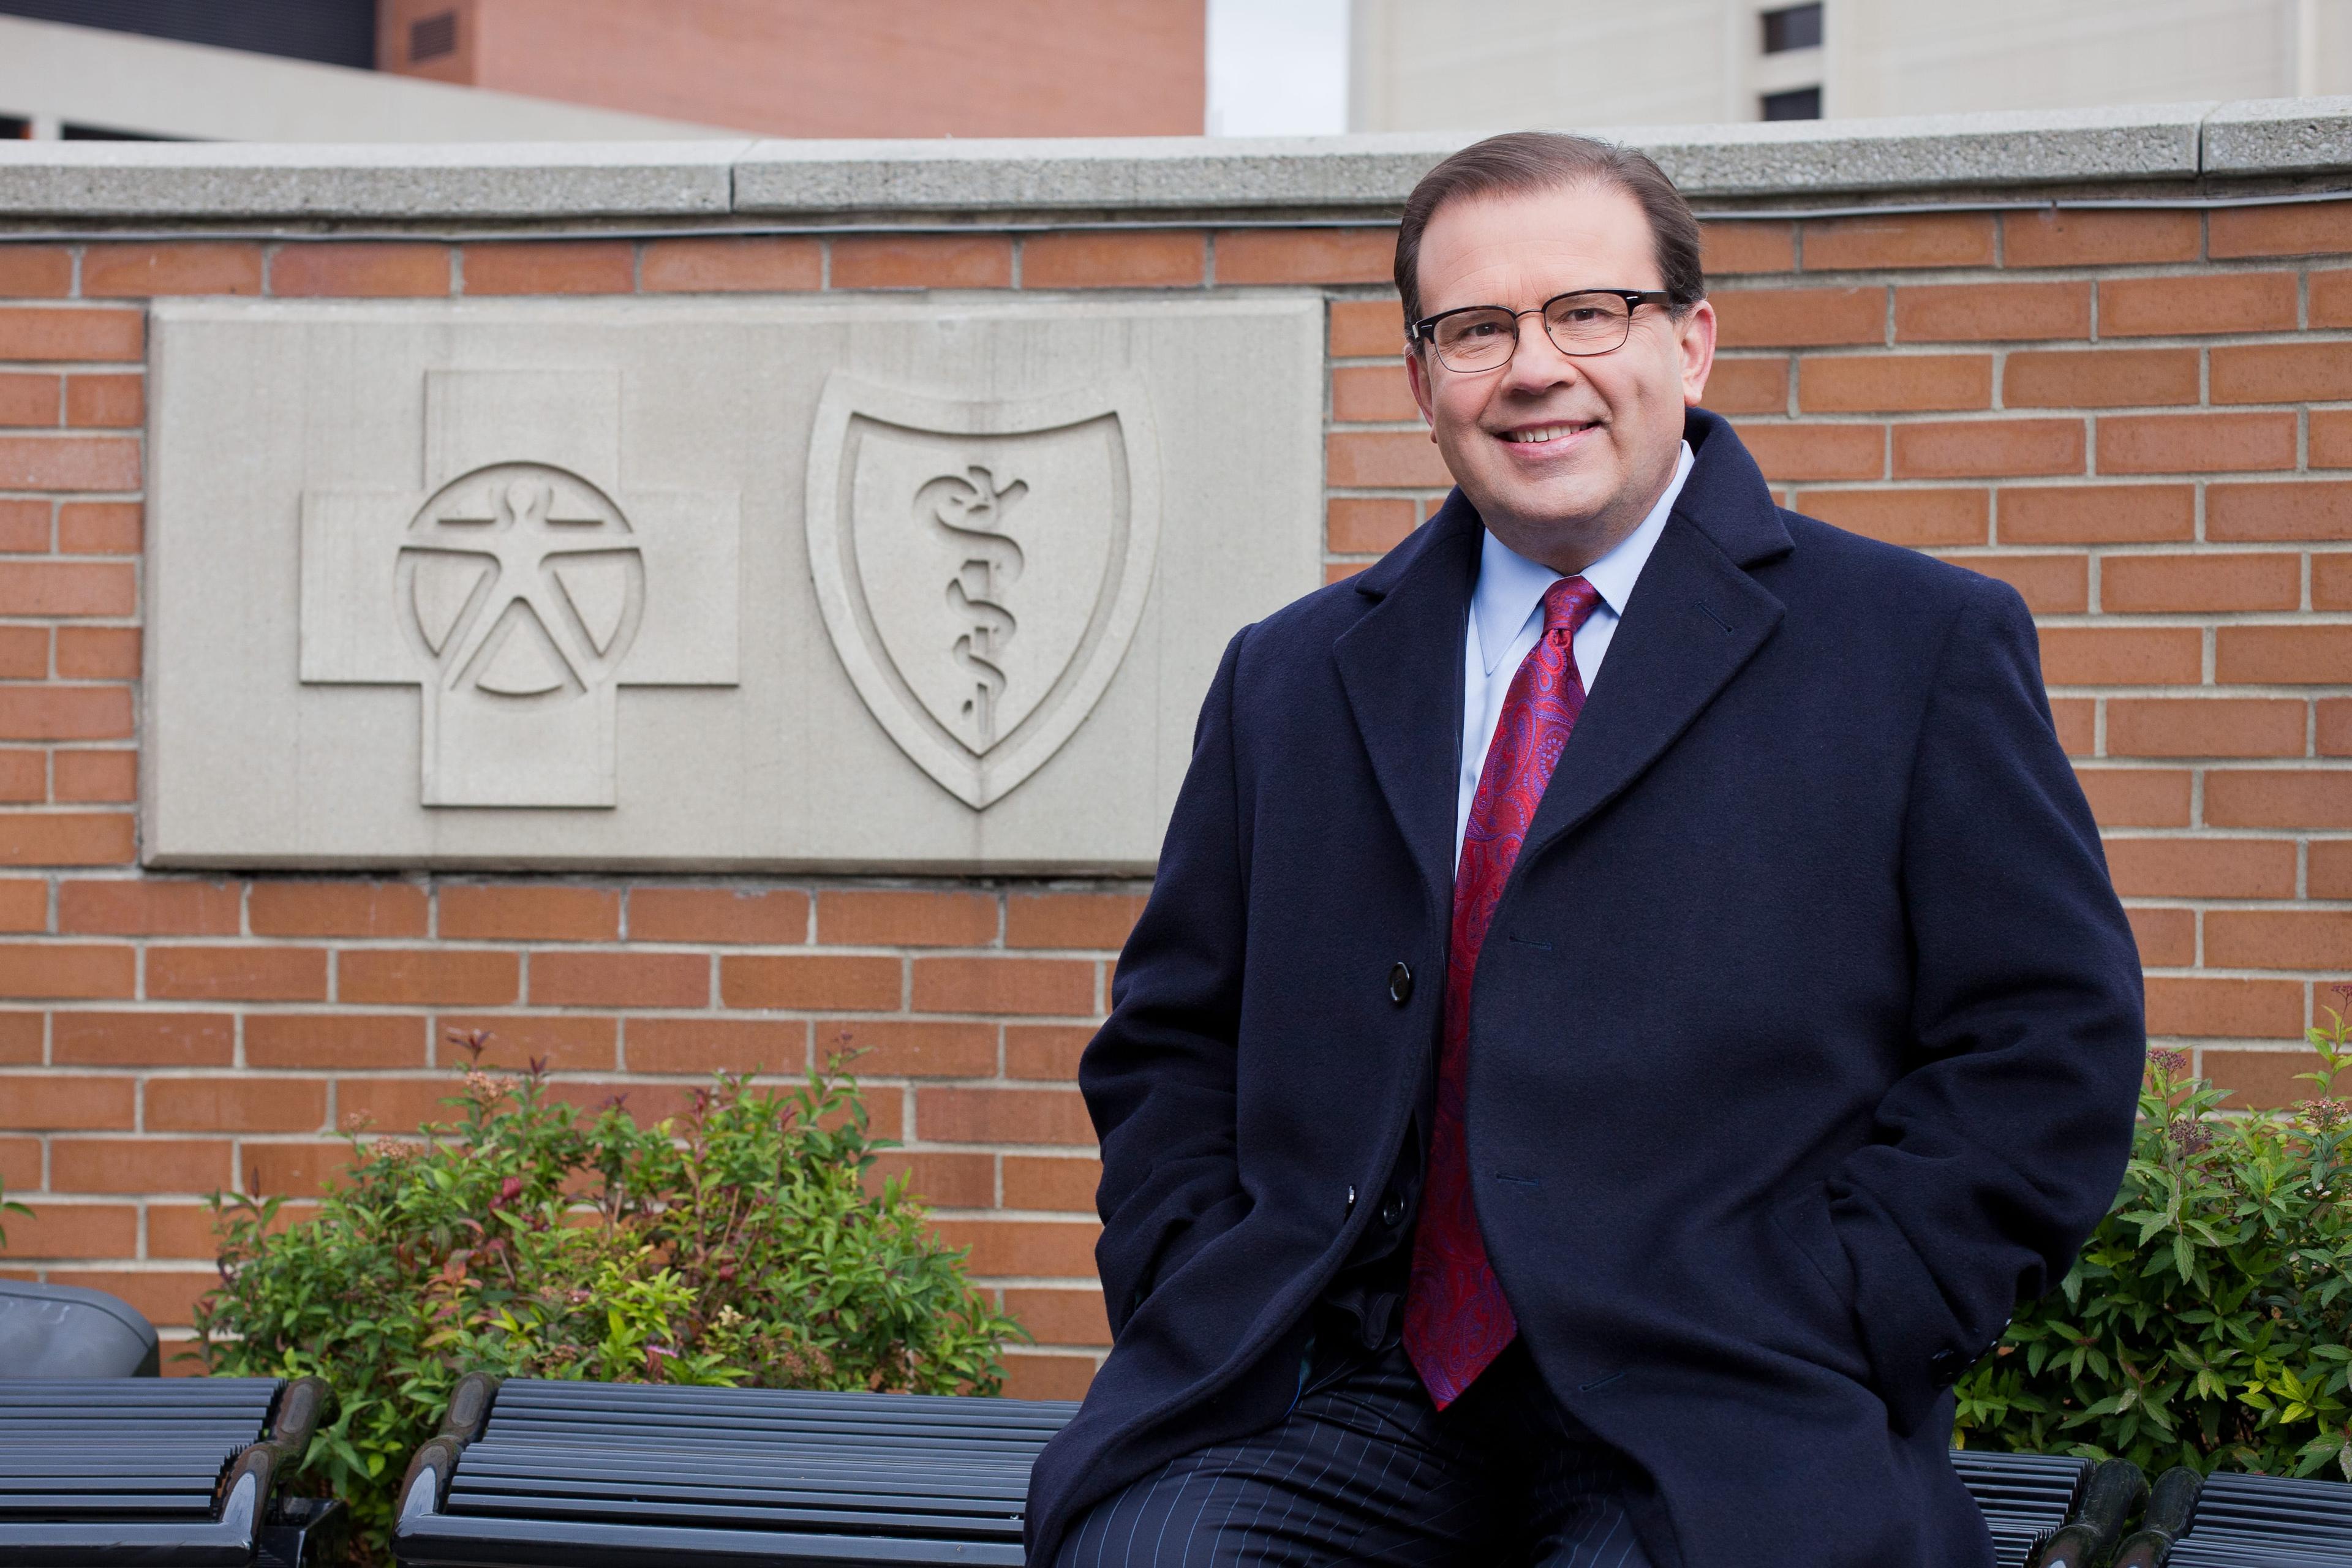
[1351,0,2352,130]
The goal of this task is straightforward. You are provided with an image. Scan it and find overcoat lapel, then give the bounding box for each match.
[1333,495,1481,919]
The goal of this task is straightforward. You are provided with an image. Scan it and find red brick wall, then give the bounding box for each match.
[3,204,2349,1392]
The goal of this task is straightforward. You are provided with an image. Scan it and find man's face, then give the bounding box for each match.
[1405,182,1717,575]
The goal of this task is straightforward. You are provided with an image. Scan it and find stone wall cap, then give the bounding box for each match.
[2201,94,2352,176]
[0,140,750,219]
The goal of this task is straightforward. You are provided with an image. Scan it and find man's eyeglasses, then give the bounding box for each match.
[1408,289,1673,372]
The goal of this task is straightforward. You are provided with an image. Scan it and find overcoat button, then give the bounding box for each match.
[1387,962,1413,1006]
[1380,1193,1408,1227]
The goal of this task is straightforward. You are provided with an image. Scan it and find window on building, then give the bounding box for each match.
[0,116,28,139]
[1761,4,1823,54]
[61,123,184,140]
[0,0,377,70]
[409,11,458,63]
[1762,86,1822,121]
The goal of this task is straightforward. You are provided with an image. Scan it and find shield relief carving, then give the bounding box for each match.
[805,375,1162,809]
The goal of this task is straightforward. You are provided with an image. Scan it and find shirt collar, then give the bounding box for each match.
[1471,439,1695,676]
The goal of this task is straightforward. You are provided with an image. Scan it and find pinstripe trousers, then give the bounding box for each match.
[1054,1337,1660,1568]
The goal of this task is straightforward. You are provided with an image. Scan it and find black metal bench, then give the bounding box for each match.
[0,1376,339,1567]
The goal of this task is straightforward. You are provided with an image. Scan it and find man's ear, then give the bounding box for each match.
[1404,342,1437,439]
[1678,298,1719,407]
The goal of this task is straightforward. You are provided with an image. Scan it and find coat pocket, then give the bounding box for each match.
[1767,1184,1874,1388]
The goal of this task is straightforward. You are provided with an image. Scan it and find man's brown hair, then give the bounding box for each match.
[1393,131,1706,330]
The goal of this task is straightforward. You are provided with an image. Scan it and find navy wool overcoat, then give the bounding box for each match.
[1023,408,2146,1567]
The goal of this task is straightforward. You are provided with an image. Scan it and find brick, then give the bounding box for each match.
[2000,209,2200,268]
[2003,348,2199,409]
[50,1138,232,1194]
[1795,488,1986,548]
[2125,906,2195,967]
[2203,1049,2336,1111]
[2319,554,2352,611]
[0,943,133,998]
[0,1203,135,1257]
[916,1085,1093,1145]
[2207,202,2352,259]
[1736,422,1885,481]
[1329,298,1405,356]
[2311,840,2352,897]
[2210,342,2352,405]
[0,627,43,679]
[627,886,808,945]
[1326,497,1417,555]
[1002,1354,1098,1400]
[1006,1023,1093,1081]
[0,499,47,551]
[2054,694,2097,754]
[440,883,619,942]
[0,1136,34,1187]
[54,627,138,679]
[0,751,43,804]
[1894,282,2089,342]
[2218,626,2352,684]
[337,948,518,1006]
[1713,287,1886,348]
[1893,419,2084,480]
[267,242,450,297]
[2073,767,2190,827]
[2318,699,2352,755]
[818,889,997,947]
[146,946,328,1003]
[1940,553,2086,614]
[2206,910,2352,969]
[830,235,1012,290]
[56,502,140,554]
[1331,364,1416,422]
[51,751,133,804]
[52,1011,233,1066]
[1998,484,2192,544]
[865,1150,993,1208]
[1700,222,1795,274]
[1797,353,1989,413]
[1324,562,1368,586]
[624,1017,807,1076]
[1700,356,1787,415]
[0,879,42,933]
[2098,412,2295,475]
[1802,213,1996,271]
[2036,627,2201,686]
[462,241,635,295]
[913,956,1095,1017]
[639,236,822,293]
[1213,228,1392,285]
[2102,837,2296,899]
[0,247,72,296]
[335,1077,468,1136]
[2106,698,2306,758]
[821,1018,994,1077]
[146,1077,327,1134]
[932,1216,1101,1277]
[1326,431,1450,487]
[1006,893,1147,951]
[542,1079,701,1126]
[2317,410,2352,469]
[63,375,141,429]
[59,880,240,936]
[0,813,134,867]
[0,371,58,426]
[2099,273,2297,337]
[3,1076,134,1129]
[247,880,428,938]
[2101,552,2299,613]
[244,1013,428,1069]
[527,950,707,1008]
[721,953,900,1010]
[0,688,130,742]
[2314,270,2352,328]
[81,243,262,297]
[0,436,141,491]
[1020,231,1204,288]
[1001,1155,1102,1213]
[0,307,143,362]
[2205,769,2352,828]
[434,1013,616,1071]
[2144,976,2304,1039]
[235,1142,354,1199]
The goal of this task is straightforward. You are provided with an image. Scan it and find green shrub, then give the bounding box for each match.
[195,1039,1023,1561]
[1955,1002,2352,1479]
[0,1174,27,1249]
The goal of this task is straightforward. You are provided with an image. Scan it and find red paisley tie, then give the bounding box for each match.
[1404,574,1604,1409]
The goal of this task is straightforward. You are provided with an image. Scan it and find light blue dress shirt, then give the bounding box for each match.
[1453,440,1696,864]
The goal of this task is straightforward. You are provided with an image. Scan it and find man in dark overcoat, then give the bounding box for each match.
[1025,131,2146,1568]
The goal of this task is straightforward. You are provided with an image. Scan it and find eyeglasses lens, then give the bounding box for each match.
[1430,293,1633,369]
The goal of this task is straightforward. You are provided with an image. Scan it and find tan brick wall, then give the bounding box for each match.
[3,205,2350,1392]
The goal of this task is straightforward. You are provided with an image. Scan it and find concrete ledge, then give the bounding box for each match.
[0,141,749,219]
[0,99,2346,222]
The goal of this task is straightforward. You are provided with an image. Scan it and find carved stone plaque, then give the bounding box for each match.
[144,297,1322,872]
